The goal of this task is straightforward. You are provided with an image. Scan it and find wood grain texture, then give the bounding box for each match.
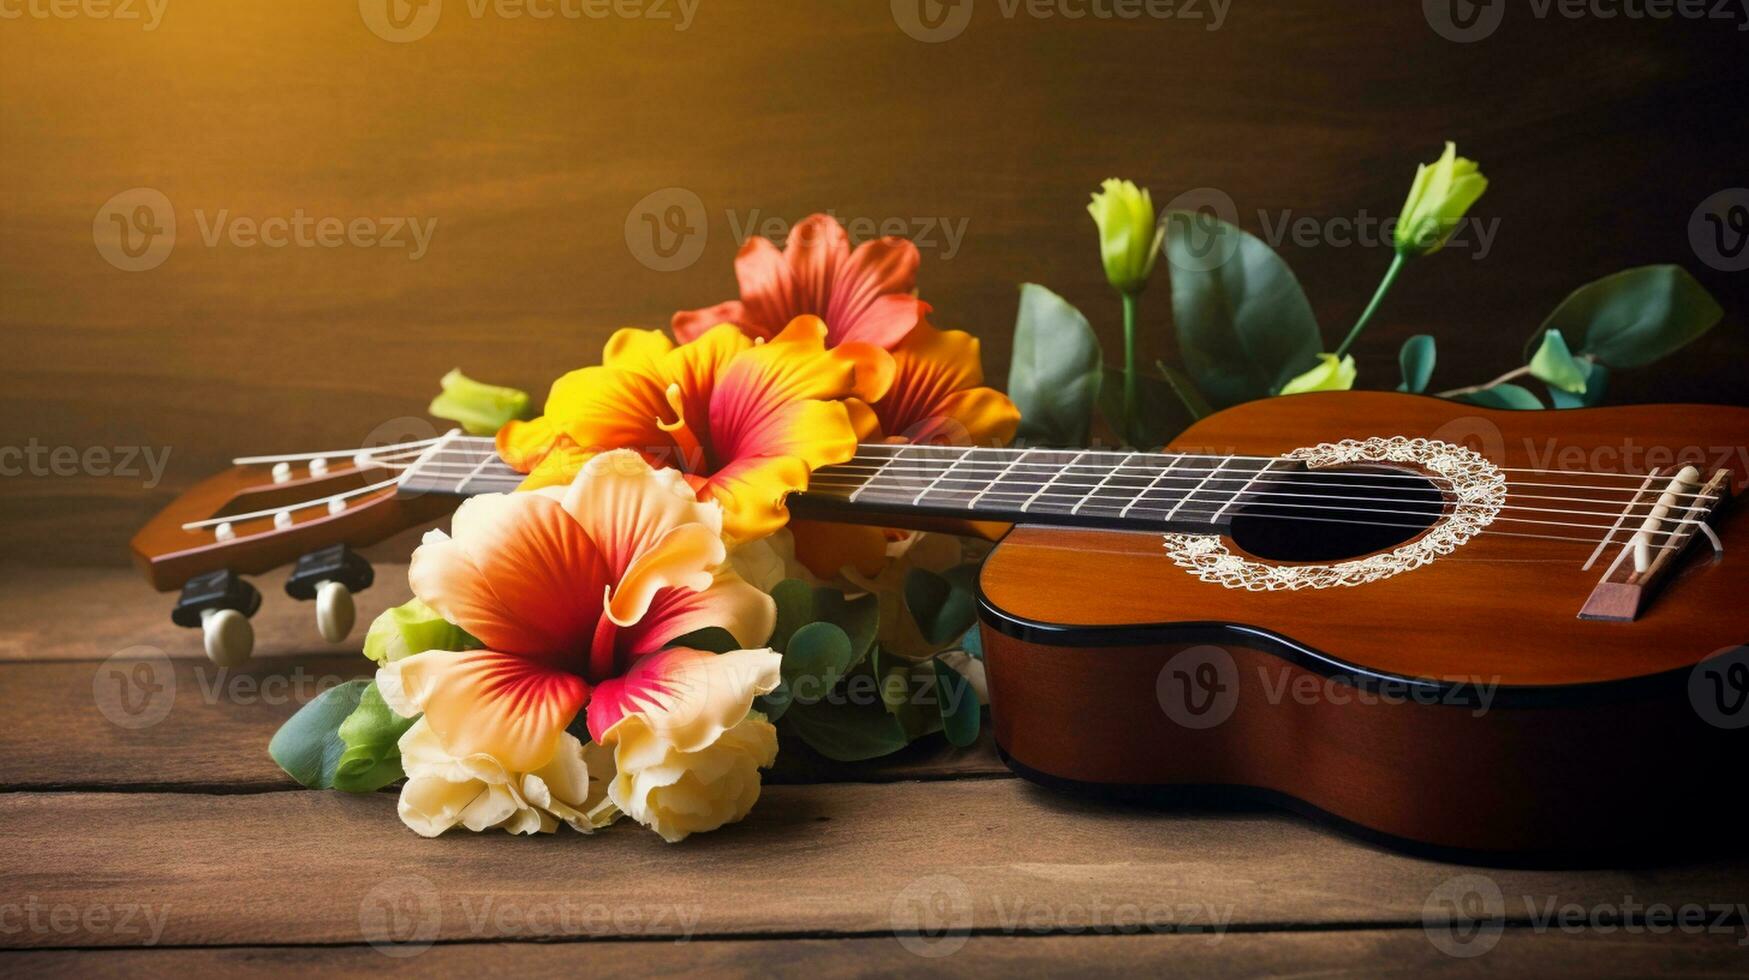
[7,931,1749,978]
[3,1,1746,564]
[0,562,1004,789]
[4,784,1747,949]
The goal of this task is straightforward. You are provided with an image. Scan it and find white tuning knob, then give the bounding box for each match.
[316,580,356,643]
[201,607,254,666]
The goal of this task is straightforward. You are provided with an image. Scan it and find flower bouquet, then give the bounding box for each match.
[270,144,1722,842]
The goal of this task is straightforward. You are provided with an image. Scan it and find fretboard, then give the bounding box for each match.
[395,435,1282,534]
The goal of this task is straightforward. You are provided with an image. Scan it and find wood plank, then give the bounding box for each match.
[5,930,1747,978]
[3,784,1746,949]
[4,0,1746,564]
[0,562,420,664]
[0,644,1003,789]
[0,561,1007,789]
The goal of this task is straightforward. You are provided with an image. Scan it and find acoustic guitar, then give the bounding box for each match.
[131,391,1749,860]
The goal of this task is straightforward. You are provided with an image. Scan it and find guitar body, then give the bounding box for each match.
[977,392,1749,861]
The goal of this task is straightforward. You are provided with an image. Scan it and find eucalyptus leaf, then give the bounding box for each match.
[333,681,418,794]
[666,626,741,654]
[1548,361,1611,409]
[1396,335,1437,394]
[269,680,370,790]
[1009,284,1104,446]
[781,697,911,762]
[781,622,854,707]
[1165,212,1323,409]
[1528,265,1722,369]
[769,579,817,652]
[812,589,880,667]
[934,658,981,748]
[960,625,984,662]
[904,568,979,647]
[1456,383,1543,410]
[1527,329,1588,394]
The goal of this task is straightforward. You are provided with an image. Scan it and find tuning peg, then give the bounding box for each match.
[286,545,374,644]
[171,569,261,666]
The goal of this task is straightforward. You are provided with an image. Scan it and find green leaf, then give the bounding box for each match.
[269,680,370,790]
[903,568,979,648]
[1396,335,1437,394]
[779,622,854,708]
[666,626,741,654]
[363,598,476,666]
[333,681,418,794]
[781,697,911,762]
[812,589,880,668]
[768,579,817,652]
[960,625,983,661]
[1527,329,1588,394]
[872,647,914,713]
[1009,284,1104,446]
[934,658,980,748]
[428,369,532,436]
[1165,211,1323,409]
[1096,367,1193,449]
[1529,265,1723,369]
[1456,383,1543,410]
[1548,361,1611,409]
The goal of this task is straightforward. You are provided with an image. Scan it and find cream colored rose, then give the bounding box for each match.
[587,647,784,843]
[395,718,620,838]
[603,710,778,843]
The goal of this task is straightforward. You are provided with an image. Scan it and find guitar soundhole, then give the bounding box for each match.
[1228,465,1444,563]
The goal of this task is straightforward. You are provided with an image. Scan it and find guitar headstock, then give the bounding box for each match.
[130,433,468,663]
[129,435,463,591]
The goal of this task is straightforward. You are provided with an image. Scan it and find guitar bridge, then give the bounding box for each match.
[1579,466,1733,622]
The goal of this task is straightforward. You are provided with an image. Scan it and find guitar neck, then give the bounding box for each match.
[397,435,1281,536]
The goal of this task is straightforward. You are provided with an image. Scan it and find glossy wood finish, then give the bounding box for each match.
[977,391,1749,856]
[128,463,457,591]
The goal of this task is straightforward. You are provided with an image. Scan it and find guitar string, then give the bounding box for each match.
[390,459,1715,531]
[424,435,1721,484]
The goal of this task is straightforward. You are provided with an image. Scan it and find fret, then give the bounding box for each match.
[1210,458,1278,525]
[1166,455,1233,524]
[968,448,1031,510]
[910,446,969,505]
[1072,451,1133,516]
[1022,451,1088,514]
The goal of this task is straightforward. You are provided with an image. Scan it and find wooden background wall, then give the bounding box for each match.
[4,0,1746,565]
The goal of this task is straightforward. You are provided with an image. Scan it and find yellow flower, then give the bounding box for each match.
[1088,179,1165,294]
[1279,354,1358,395]
[1394,142,1488,257]
[498,317,893,543]
[592,648,783,843]
[393,718,618,837]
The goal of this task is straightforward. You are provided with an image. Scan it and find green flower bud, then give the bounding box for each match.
[1279,353,1357,396]
[428,369,530,436]
[1394,142,1488,257]
[1088,179,1165,294]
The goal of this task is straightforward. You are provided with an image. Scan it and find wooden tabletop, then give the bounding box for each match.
[2,563,1746,977]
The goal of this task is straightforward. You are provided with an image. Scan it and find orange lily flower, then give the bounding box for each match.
[497,316,894,543]
[791,315,1019,581]
[672,214,924,350]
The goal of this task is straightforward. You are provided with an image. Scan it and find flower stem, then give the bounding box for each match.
[1122,292,1139,444]
[1435,365,1532,399]
[1334,252,1408,360]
